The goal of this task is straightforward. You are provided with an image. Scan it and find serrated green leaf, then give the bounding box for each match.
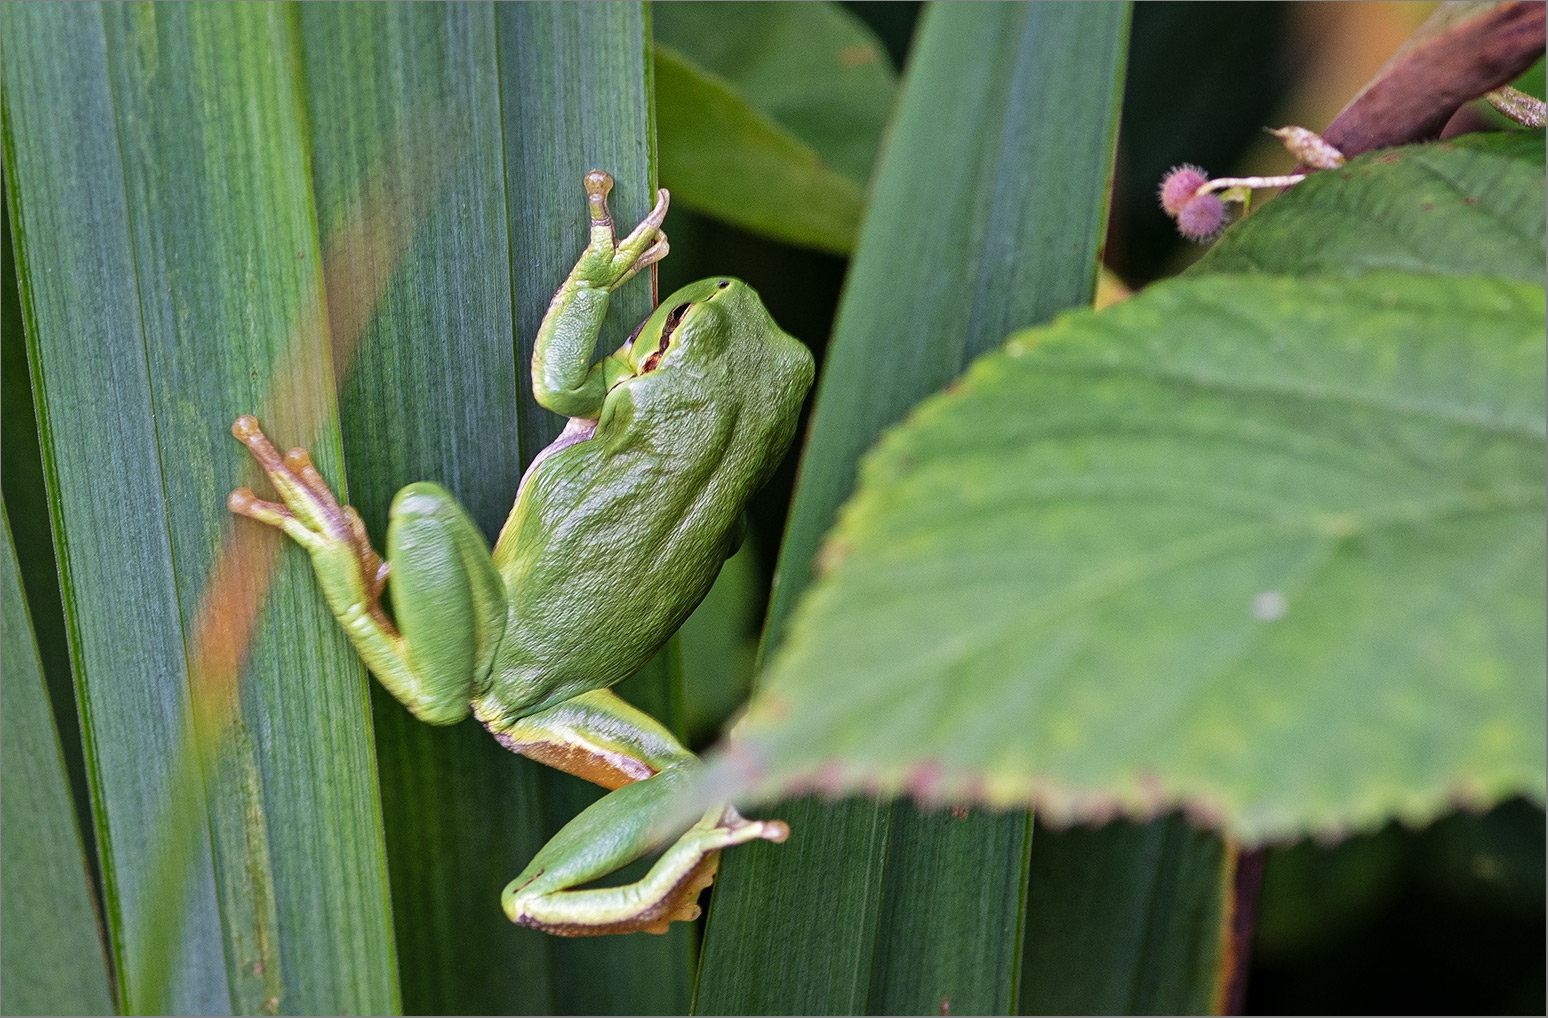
[4,3,397,1011]
[727,270,1546,842]
[1196,133,1546,281]
[695,4,1133,1014]
[2,500,114,1017]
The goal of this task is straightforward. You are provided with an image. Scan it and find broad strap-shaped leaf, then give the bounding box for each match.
[654,1,897,185]
[653,45,866,255]
[5,4,399,1011]
[1019,818,1234,1014]
[297,5,552,1011]
[1198,132,1546,281]
[0,191,88,861]
[719,269,1547,842]
[653,1,897,254]
[1,502,114,1016]
[5,6,232,1009]
[695,5,1133,1014]
[498,5,695,1011]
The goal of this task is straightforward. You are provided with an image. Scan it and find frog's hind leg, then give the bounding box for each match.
[488,689,787,936]
[506,783,785,937]
[229,416,505,725]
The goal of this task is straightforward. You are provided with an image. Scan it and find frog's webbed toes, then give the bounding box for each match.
[637,849,720,935]
[617,812,786,934]
[635,227,669,270]
[720,804,790,844]
[227,415,384,587]
[228,486,294,528]
[581,170,669,286]
[642,187,670,231]
[230,416,339,536]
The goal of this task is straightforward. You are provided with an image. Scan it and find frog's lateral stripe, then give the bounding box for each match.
[488,724,658,790]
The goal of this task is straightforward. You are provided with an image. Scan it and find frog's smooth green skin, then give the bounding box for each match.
[228,170,812,936]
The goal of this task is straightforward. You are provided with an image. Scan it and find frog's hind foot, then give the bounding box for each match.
[628,808,789,935]
[504,806,789,937]
[228,416,389,603]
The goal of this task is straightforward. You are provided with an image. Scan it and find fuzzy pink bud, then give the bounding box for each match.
[1176,193,1227,242]
[1158,164,1209,217]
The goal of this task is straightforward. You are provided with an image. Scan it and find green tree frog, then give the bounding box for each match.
[227,170,812,936]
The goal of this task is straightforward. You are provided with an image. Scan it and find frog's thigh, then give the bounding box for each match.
[487,687,693,788]
[378,483,505,723]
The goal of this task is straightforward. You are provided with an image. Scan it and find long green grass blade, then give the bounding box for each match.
[1020,820,1231,1014]
[297,4,551,1012]
[653,45,864,255]
[696,5,1131,1013]
[3,6,231,1009]
[0,187,90,871]
[652,2,897,254]
[1,499,114,1016]
[654,1,896,185]
[497,4,693,1011]
[5,3,398,1011]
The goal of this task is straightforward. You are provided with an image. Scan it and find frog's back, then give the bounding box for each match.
[485,311,811,717]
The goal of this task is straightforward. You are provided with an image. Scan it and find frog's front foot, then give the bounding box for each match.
[575,168,670,292]
[228,415,389,612]
[504,804,788,937]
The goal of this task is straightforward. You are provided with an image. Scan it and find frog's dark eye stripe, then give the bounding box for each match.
[643,302,693,373]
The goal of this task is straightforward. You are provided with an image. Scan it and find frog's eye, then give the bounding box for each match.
[642,302,692,373]
[717,280,730,289]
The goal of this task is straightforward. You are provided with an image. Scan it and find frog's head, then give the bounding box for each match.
[622,277,767,376]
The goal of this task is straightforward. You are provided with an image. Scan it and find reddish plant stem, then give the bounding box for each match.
[1221,847,1268,1015]
[1304,1,1545,170]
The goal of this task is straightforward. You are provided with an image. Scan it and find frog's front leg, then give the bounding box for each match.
[228,415,505,725]
[531,170,669,418]
[483,689,787,936]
